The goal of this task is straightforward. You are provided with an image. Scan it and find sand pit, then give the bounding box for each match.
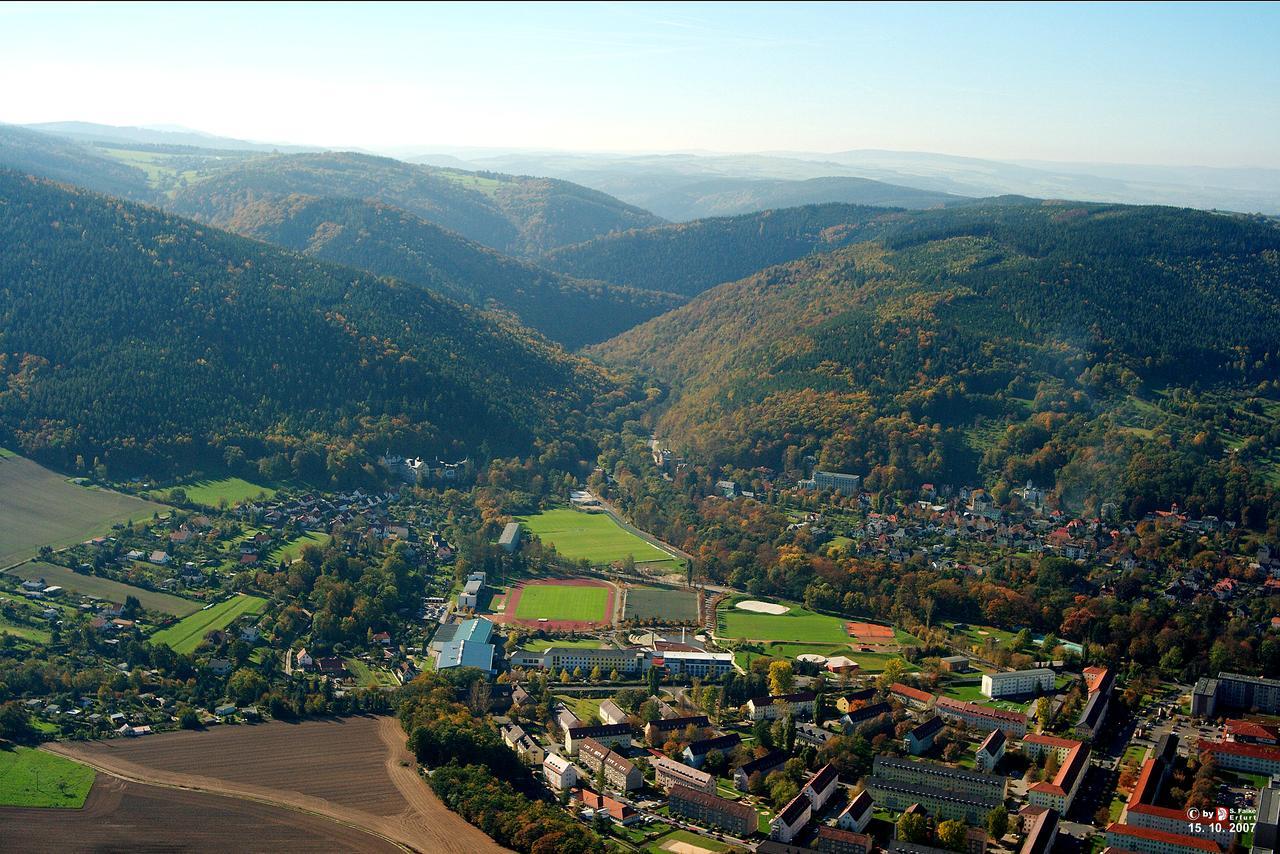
[734,600,789,615]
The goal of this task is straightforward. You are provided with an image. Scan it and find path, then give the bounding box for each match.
[595,495,694,564]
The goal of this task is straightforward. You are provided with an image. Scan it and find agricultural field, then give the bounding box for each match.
[149,594,268,653]
[0,775,403,852]
[0,746,95,808]
[514,581,609,623]
[0,452,165,567]
[624,586,699,622]
[6,561,201,617]
[44,716,503,853]
[152,476,277,508]
[266,531,331,564]
[717,596,852,644]
[518,507,677,568]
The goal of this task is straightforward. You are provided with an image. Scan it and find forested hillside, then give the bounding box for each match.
[544,203,914,297]
[222,195,682,348]
[0,124,152,200]
[594,200,1280,523]
[168,152,663,255]
[0,171,630,478]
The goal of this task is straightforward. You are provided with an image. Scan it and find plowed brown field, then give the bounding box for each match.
[38,715,507,853]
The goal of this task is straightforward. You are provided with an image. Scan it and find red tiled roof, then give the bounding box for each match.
[936,695,1028,723]
[1024,733,1081,750]
[1226,719,1280,741]
[890,683,935,704]
[1201,739,1280,761]
[1106,823,1221,853]
[1127,759,1160,809]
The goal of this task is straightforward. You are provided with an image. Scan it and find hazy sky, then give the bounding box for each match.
[2,1,1278,167]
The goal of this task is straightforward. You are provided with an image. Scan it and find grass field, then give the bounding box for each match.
[717,596,852,644]
[150,594,268,653]
[555,694,603,722]
[0,614,51,643]
[343,658,400,688]
[266,532,331,564]
[649,828,732,854]
[520,637,604,653]
[0,453,166,567]
[7,561,201,617]
[625,586,699,622]
[155,477,277,508]
[938,679,1027,711]
[514,583,609,622]
[0,746,95,808]
[518,508,677,568]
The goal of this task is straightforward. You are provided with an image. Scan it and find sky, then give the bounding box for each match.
[1,1,1278,167]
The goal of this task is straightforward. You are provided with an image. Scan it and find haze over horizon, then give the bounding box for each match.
[3,1,1278,169]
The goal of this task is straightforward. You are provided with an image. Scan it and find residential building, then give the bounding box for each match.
[890,683,936,711]
[748,691,817,721]
[1193,673,1280,718]
[1200,740,1280,777]
[1227,719,1280,745]
[652,755,715,794]
[683,733,741,769]
[1019,808,1058,854]
[817,827,874,854]
[1105,823,1223,854]
[598,698,628,725]
[458,577,483,610]
[565,723,632,755]
[835,689,877,714]
[735,750,788,791]
[1124,745,1233,846]
[905,716,945,755]
[771,792,813,843]
[838,789,874,832]
[813,470,862,496]
[510,645,648,674]
[577,737,643,792]
[803,764,840,811]
[935,696,1028,737]
[1076,666,1115,739]
[574,788,640,825]
[668,785,756,837]
[866,756,1005,824]
[656,650,736,678]
[501,723,545,766]
[1027,740,1089,813]
[976,728,1006,773]
[646,714,710,745]
[981,668,1055,699]
[841,702,893,732]
[1022,733,1081,763]
[543,753,578,792]
[1252,776,1280,854]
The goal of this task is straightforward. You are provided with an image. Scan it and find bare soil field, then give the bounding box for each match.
[43,715,506,853]
[0,774,401,853]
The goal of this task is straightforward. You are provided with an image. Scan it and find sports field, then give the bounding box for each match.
[6,562,201,617]
[0,746,96,808]
[150,594,268,653]
[514,582,609,622]
[0,453,165,567]
[154,477,277,508]
[624,586,700,622]
[518,508,677,568]
[717,596,852,644]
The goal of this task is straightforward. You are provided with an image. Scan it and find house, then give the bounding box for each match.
[574,787,641,826]
[577,737,643,792]
[747,691,817,721]
[149,551,171,566]
[975,728,1006,773]
[645,714,710,745]
[501,723,545,766]
[207,658,232,676]
[905,716,945,755]
[293,648,314,670]
[735,750,788,791]
[598,698,628,725]
[372,631,392,646]
[543,753,578,792]
[835,689,877,714]
[838,789,873,832]
[771,791,813,843]
[652,755,715,794]
[214,704,237,717]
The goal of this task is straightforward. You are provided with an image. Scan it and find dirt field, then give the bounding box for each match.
[846,621,895,642]
[43,715,507,853]
[491,576,617,631]
[0,774,401,853]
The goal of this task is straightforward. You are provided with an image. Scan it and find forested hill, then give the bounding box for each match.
[0,171,628,477]
[543,203,917,297]
[167,152,664,256]
[593,200,1280,522]
[0,124,152,200]
[220,195,682,348]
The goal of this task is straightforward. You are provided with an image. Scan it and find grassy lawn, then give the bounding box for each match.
[625,586,699,621]
[0,746,95,807]
[520,637,604,652]
[718,596,851,643]
[154,476,277,508]
[0,452,166,567]
[150,594,267,653]
[7,561,201,617]
[648,828,732,854]
[514,583,609,622]
[518,507,676,568]
[266,532,331,564]
[0,614,51,643]
[343,658,399,688]
[555,694,603,722]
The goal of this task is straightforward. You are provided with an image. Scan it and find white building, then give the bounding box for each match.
[543,753,578,792]
[982,668,1055,698]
